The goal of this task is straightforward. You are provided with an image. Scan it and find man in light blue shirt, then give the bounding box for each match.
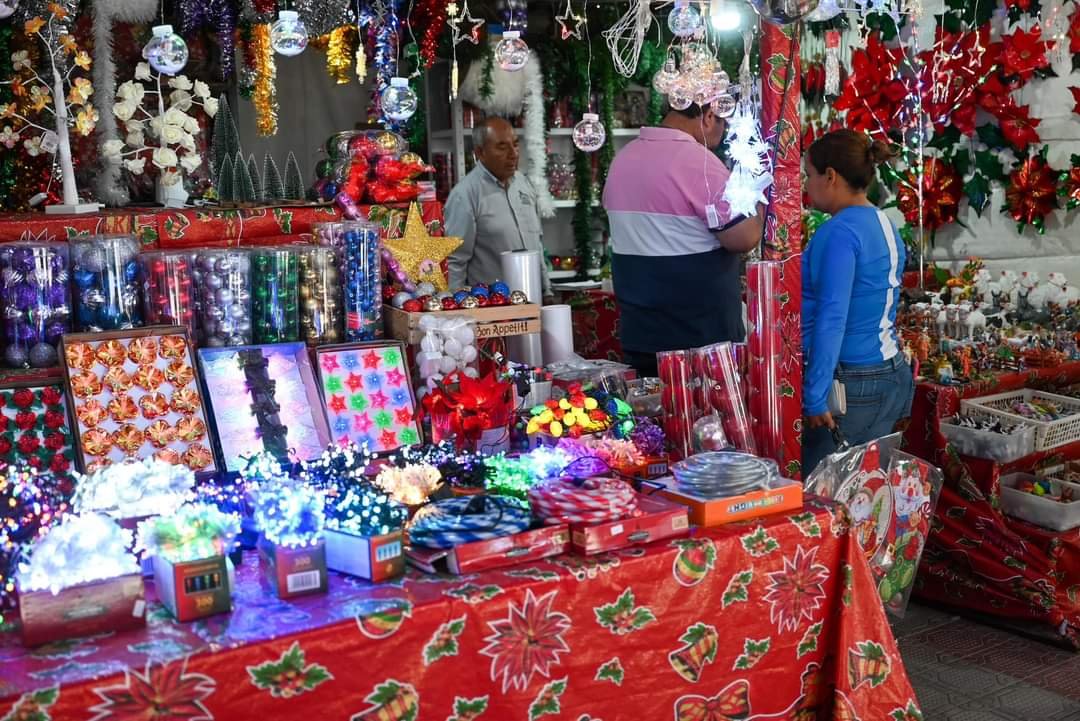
[445,117,552,300]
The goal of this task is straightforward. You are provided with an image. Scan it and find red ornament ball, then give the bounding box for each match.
[402,299,423,312]
[489,293,508,306]
[441,297,457,310]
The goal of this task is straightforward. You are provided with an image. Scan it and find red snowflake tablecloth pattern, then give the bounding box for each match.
[906,363,1080,646]
[0,499,920,721]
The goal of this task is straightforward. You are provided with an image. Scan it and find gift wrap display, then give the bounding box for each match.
[60,329,216,472]
[315,342,420,452]
[0,243,71,369]
[199,343,330,471]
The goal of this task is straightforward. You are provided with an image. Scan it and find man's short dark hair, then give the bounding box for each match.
[667,102,710,120]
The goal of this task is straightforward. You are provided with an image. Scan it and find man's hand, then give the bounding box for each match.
[806,412,836,430]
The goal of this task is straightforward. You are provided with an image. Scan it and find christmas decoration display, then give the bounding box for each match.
[315,342,421,453]
[1,465,69,620]
[667,0,703,37]
[270,10,309,57]
[313,220,383,341]
[723,94,773,218]
[526,385,611,439]
[495,30,529,72]
[650,41,733,113]
[139,251,197,339]
[142,25,189,76]
[178,0,237,80]
[136,502,240,562]
[374,461,442,505]
[445,0,483,98]
[407,494,531,548]
[0,243,70,368]
[297,246,343,346]
[253,482,325,548]
[414,315,478,391]
[425,370,514,452]
[691,343,756,455]
[70,235,143,332]
[191,249,253,347]
[381,203,462,293]
[250,22,278,136]
[2,4,99,213]
[249,247,300,344]
[73,456,194,518]
[572,112,605,153]
[199,342,330,471]
[380,77,417,122]
[60,330,215,473]
[17,513,138,595]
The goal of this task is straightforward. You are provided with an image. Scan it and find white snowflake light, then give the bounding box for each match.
[17,514,139,595]
[722,100,773,218]
[73,457,195,518]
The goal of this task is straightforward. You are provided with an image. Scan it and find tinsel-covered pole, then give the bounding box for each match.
[251,22,278,135]
[372,1,400,126]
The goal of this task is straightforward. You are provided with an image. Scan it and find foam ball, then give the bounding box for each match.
[454,325,475,346]
[439,356,458,374]
[462,345,478,363]
[443,338,463,359]
[420,335,442,353]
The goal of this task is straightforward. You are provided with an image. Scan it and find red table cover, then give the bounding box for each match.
[568,290,623,362]
[0,499,921,721]
[906,363,1080,646]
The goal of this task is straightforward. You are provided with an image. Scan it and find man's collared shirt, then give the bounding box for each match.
[445,163,551,296]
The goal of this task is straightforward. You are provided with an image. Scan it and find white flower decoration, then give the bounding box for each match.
[0,126,19,149]
[152,147,178,170]
[113,100,136,122]
[169,89,192,112]
[178,132,196,153]
[135,63,152,81]
[167,76,193,91]
[23,136,43,157]
[180,153,202,174]
[160,124,184,145]
[124,157,147,175]
[102,139,124,160]
[125,130,145,148]
[193,80,210,100]
[162,107,187,128]
[181,115,199,134]
[11,51,30,72]
[203,97,219,117]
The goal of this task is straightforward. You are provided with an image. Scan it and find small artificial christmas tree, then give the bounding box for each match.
[234,151,255,202]
[283,152,304,201]
[262,154,284,201]
[211,95,240,185]
[246,154,262,202]
[217,155,234,202]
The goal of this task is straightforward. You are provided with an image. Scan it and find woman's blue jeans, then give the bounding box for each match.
[802,355,915,477]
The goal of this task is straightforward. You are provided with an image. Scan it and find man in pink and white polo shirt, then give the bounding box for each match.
[603,103,762,377]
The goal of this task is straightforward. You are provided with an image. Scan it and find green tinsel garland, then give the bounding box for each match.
[404,43,427,154]
[0,25,15,210]
[479,44,494,101]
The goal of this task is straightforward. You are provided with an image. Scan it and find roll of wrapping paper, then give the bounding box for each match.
[501,250,544,367]
[747,261,783,463]
[657,349,695,461]
[693,342,757,454]
[250,247,300,344]
[528,478,639,525]
[297,246,344,346]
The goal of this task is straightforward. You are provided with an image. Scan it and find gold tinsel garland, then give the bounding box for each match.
[251,23,278,136]
[326,26,353,85]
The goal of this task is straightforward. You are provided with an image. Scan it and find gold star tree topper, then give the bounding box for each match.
[383,203,463,292]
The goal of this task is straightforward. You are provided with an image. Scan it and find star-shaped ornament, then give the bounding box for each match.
[382,203,463,293]
[448,0,484,46]
[556,3,585,41]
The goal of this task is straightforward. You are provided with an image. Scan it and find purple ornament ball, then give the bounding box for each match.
[45,319,67,343]
[47,283,67,307]
[12,282,36,311]
[28,342,57,368]
[4,344,27,368]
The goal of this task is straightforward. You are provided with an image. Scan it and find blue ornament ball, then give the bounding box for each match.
[491,281,510,296]
[322,181,339,201]
[73,269,96,289]
[471,286,490,298]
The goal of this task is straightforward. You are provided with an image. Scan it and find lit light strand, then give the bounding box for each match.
[73,458,195,518]
[18,514,138,595]
[253,483,325,548]
[136,503,241,563]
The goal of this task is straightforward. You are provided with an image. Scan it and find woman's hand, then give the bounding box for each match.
[806,412,836,430]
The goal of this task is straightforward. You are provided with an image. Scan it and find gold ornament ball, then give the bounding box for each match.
[399,152,423,166]
[460,295,480,309]
[509,290,528,305]
[424,296,443,312]
[303,298,321,313]
[299,285,312,301]
[375,131,401,153]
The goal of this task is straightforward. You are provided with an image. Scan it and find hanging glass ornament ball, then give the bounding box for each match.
[495,30,529,72]
[669,79,694,111]
[748,0,820,25]
[143,25,189,76]
[712,93,738,118]
[572,113,606,153]
[381,77,418,122]
[0,0,18,20]
[652,57,678,95]
[271,10,309,57]
[667,0,704,38]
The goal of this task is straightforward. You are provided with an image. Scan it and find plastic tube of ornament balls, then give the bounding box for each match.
[747,261,783,462]
[657,349,695,462]
[696,342,757,455]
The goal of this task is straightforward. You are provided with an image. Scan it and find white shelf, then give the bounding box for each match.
[550,199,599,208]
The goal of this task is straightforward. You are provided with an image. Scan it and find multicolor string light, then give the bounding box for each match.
[253,483,326,548]
[324,482,407,537]
[136,503,241,564]
[1,465,69,617]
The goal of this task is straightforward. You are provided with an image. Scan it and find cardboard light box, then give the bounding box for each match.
[19,573,146,647]
[406,523,570,575]
[259,539,328,599]
[648,476,804,527]
[324,529,404,583]
[570,494,690,555]
[152,554,232,622]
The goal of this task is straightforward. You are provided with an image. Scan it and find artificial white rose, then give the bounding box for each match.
[135,63,152,81]
[168,76,193,91]
[113,101,136,122]
[149,115,164,138]
[124,157,146,175]
[116,81,144,105]
[102,139,124,160]
[169,89,193,112]
[162,107,187,128]
[125,130,145,148]
[160,169,182,186]
[193,80,210,100]
[125,119,144,133]
[203,97,219,117]
[160,124,185,145]
[180,153,202,173]
[178,132,196,152]
[182,115,199,134]
[152,147,179,169]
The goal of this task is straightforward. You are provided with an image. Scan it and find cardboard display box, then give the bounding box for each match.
[19,573,146,647]
[406,523,570,575]
[384,303,541,345]
[259,539,329,599]
[152,554,232,622]
[324,529,404,583]
[569,494,689,555]
[647,476,804,527]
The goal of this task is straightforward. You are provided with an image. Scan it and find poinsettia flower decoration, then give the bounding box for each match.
[1003,146,1059,234]
[833,32,908,134]
[997,100,1042,152]
[919,27,999,136]
[102,63,218,188]
[896,157,962,232]
[1001,25,1049,81]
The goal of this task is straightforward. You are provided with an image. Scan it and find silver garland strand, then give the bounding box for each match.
[296,0,353,38]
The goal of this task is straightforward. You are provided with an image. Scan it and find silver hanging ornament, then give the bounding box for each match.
[747,0,820,25]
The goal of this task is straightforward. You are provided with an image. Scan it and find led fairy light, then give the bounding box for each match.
[239,450,289,487]
[73,457,195,518]
[254,483,326,548]
[721,29,772,219]
[299,441,373,490]
[374,462,442,506]
[136,503,241,563]
[18,514,139,595]
[324,482,408,537]
[1,467,69,613]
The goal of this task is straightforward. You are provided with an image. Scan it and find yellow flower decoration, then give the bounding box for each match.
[0,104,14,120]
[24,17,45,35]
[29,86,51,112]
[67,77,93,106]
[48,2,69,19]
[59,33,77,55]
[74,105,99,136]
[74,51,92,70]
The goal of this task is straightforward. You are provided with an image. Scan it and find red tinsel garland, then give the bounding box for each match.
[410,0,448,69]
[897,157,962,232]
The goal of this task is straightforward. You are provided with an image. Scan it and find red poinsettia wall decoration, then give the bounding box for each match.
[1004,147,1059,233]
[833,32,908,134]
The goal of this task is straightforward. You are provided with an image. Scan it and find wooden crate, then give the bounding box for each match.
[384,303,541,344]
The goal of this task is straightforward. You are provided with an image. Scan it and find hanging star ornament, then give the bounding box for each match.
[556,1,586,41]
[383,203,463,293]
[449,0,484,46]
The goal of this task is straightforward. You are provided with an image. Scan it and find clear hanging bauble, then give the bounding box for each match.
[652,57,679,94]
[805,0,842,20]
[381,77,418,122]
[271,10,309,57]
[0,0,17,20]
[712,93,738,117]
[668,79,695,111]
[667,0,704,38]
[748,0,820,25]
[495,30,529,72]
[572,113,606,153]
[142,25,189,76]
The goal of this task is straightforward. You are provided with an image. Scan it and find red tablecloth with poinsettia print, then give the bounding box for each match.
[0,498,920,721]
[906,363,1080,646]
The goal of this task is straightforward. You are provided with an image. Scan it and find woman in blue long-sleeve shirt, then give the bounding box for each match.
[802,130,914,475]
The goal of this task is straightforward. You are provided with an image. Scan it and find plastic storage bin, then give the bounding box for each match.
[999,473,1080,531]
[940,419,1036,463]
[961,389,1080,451]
